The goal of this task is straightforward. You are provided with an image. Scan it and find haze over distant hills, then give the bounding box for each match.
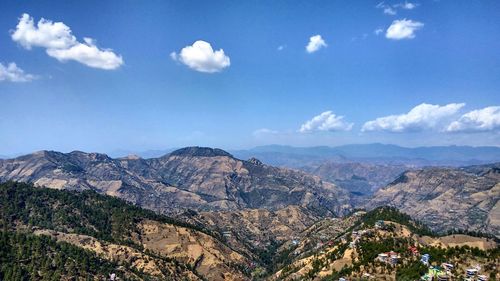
[231,143,500,167]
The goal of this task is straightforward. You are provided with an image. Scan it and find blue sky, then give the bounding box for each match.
[1,0,499,155]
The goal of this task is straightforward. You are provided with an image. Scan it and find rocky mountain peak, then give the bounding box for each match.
[169,146,233,158]
[247,157,263,166]
[15,150,62,161]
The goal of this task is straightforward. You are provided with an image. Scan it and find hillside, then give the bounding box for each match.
[0,182,250,281]
[270,207,499,281]
[367,163,500,237]
[177,206,322,269]
[0,147,351,216]
[1,182,498,281]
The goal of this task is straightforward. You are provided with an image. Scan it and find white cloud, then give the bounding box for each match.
[171,40,230,73]
[384,7,397,15]
[299,111,353,133]
[394,2,418,10]
[46,38,124,70]
[252,128,279,138]
[362,103,465,132]
[376,2,397,15]
[386,19,424,40]
[11,13,123,70]
[11,14,76,50]
[374,28,384,35]
[447,106,500,132]
[0,62,36,82]
[306,35,327,53]
[277,45,286,51]
[377,2,418,15]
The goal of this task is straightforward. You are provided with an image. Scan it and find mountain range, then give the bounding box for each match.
[1,146,499,239]
[231,144,500,167]
[0,147,350,216]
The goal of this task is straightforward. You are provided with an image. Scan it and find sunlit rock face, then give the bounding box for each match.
[0,146,351,216]
[367,163,500,237]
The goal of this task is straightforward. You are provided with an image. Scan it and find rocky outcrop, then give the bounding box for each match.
[0,147,351,216]
[367,163,500,237]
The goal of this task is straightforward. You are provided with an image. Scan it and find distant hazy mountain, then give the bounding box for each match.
[107,148,176,159]
[231,144,500,203]
[231,143,500,167]
[0,147,350,216]
[301,161,409,204]
[367,163,500,237]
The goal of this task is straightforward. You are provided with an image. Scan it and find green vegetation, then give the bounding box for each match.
[0,230,130,280]
[319,208,500,280]
[0,181,230,280]
[0,181,216,244]
[361,206,435,236]
[396,260,428,280]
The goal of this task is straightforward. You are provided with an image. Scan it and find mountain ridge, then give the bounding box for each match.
[367,163,500,238]
[0,146,351,216]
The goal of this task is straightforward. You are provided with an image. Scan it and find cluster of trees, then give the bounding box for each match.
[0,231,125,280]
[395,260,428,280]
[360,206,435,236]
[0,181,216,244]
[0,181,228,280]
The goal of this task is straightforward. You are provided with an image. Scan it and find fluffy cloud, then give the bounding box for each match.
[386,19,424,40]
[46,38,123,70]
[362,103,465,132]
[299,111,353,133]
[171,40,230,73]
[446,106,500,132]
[306,35,327,53]
[0,62,36,82]
[11,13,123,70]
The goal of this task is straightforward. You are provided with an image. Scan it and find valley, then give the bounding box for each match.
[0,146,499,280]
[1,182,498,280]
